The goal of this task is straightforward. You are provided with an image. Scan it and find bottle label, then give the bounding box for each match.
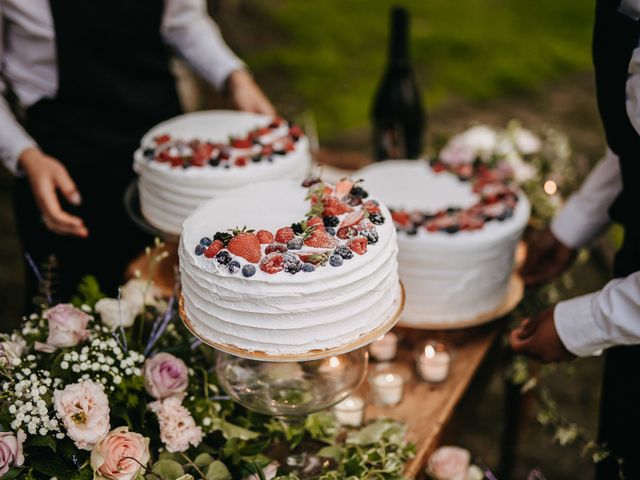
[377,125,406,160]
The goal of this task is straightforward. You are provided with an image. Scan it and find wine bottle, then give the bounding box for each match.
[371,6,426,161]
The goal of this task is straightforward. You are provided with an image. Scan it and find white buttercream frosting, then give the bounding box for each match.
[179,180,399,355]
[357,160,530,326]
[134,111,312,235]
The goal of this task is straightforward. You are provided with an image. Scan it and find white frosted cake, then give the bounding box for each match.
[358,160,530,327]
[179,178,400,356]
[134,111,312,235]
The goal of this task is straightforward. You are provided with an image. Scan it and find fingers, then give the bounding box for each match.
[34,176,88,238]
[54,166,82,206]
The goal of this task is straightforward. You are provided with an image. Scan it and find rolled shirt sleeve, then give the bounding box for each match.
[550,149,622,249]
[555,272,640,356]
[162,0,245,92]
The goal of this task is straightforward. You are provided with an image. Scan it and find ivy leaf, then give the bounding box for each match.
[151,459,185,480]
[206,460,232,480]
[26,434,57,451]
[317,445,343,461]
[30,450,77,478]
[194,453,214,468]
[0,467,24,480]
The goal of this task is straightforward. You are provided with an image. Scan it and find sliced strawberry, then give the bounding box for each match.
[337,226,358,240]
[335,179,354,199]
[192,143,214,167]
[306,216,324,228]
[204,240,224,258]
[275,227,295,244]
[459,212,484,231]
[231,137,253,149]
[156,150,171,163]
[256,230,274,244]
[339,210,365,229]
[322,197,353,217]
[347,236,368,255]
[234,157,248,167]
[304,227,338,248]
[297,252,330,265]
[227,232,261,263]
[265,242,288,254]
[260,253,284,274]
[362,200,381,214]
[154,134,171,145]
[169,155,183,168]
[391,210,411,228]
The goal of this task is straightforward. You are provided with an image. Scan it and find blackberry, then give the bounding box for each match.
[143,147,155,159]
[334,245,354,260]
[302,263,315,272]
[228,260,241,274]
[323,216,340,228]
[326,227,336,236]
[273,148,287,156]
[442,225,460,234]
[283,253,303,274]
[329,254,344,267]
[369,212,385,225]
[350,185,369,199]
[361,228,379,244]
[407,227,418,236]
[194,244,206,256]
[215,250,232,265]
[287,238,303,250]
[242,264,256,277]
[213,231,233,244]
[251,154,262,163]
[209,157,220,167]
[199,237,212,247]
[291,222,304,235]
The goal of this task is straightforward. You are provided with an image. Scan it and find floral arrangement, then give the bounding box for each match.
[437,121,588,226]
[0,258,414,479]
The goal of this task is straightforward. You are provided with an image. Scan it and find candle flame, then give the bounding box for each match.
[385,373,395,382]
[424,345,436,358]
[544,180,557,195]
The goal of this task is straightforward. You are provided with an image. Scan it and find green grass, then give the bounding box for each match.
[241,0,594,139]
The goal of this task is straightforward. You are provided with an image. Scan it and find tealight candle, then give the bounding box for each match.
[372,372,404,405]
[369,332,398,361]
[319,356,345,376]
[418,343,451,383]
[333,395,365,426]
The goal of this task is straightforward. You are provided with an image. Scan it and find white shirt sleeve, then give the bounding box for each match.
[550,148,622,249]
[161,0,245,92]
[619,0,640,20]
[0,4,38,175]
[555,272,640,356]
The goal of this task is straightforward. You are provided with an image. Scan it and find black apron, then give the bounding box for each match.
[592,1,640,478]
[14,0,182,300]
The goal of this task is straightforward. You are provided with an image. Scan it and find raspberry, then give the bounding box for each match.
[260,253,285,274]
[256,230,275,244]
[346,236,368,255]
[265,243,288,254]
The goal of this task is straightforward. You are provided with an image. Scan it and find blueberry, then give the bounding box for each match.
[200,237,212,247]
[323,216,340,228]
[195,244,206,256]
[362,229,379,244]
[287,238,303,250]
[329,254,344,267]
[267,156,274,163]
[326,227,336,236]
[228,260,241,274]
[242,264,256,277]
[302,263,315,272]
[215,250,232,265]
[334,245,354,260]
[369,212,385,225]
[442,225,460,234]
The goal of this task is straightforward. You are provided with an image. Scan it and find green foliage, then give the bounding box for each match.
[71,275,105,308]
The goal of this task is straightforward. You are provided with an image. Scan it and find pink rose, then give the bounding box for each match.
[91,427,150,480]
[427,446,471,480]
[0,431,25,476]
[143,352,188,400]
[148,396,203,453]
[54,380,110,450]
[42,303,92,350]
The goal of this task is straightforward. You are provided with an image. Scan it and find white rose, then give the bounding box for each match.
[0,335,27,366]
[95,298,138,329]
[512,128,541,155]
[120,279,163,312]
[440,126,498,166]
[503,153,537,183]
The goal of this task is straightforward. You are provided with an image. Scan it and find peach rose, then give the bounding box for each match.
[0,430,25,476]
[427,446,471,480]
[91,427,150,480]
[42,303,91,350]
[54,380,110,450]
[143,352,188,400]
[148,396,202,453]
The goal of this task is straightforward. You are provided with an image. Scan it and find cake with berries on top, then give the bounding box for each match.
[357,160,530,327]
[133,111,311,235]
[178,177,400,356]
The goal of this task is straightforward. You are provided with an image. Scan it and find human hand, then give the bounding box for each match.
[509,306,575,363]
[227,69,276,116]
[520,227,575,286]
[19,148,88,238]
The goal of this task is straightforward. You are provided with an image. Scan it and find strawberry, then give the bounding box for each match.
[256,230,274,244]
[335,179,354,199]
[362,200,381,214]
[306,216,324,228]
[304,227,338,248]
[275,227,295,244]
[432,162,446,173]
[204,240,224,258]
[391,210,411,228]
[192,144,214,167]
[227,232,261,263]
[154,134,171,145]
[261,145,273,156]
[265,242,288,254]
[337,226,358,240]
[289,124,303,139]
[269,117,284,128]
[297,252,330,265]
[339,210,365,229]
[169,155,183,168]
[347,236,368,255]
[156,149,171,163]
[231,137,253,149]
[322,197,353,217]
[260,252,285,274]
[234,157,248,167]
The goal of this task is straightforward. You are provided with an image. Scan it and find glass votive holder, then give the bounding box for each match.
[416,340,453,384]
[332,394,366,427]
[369,331,398,362]
[369,364,405,406]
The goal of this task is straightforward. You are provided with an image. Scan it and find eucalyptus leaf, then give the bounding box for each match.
[151,459,186,480]
[206,460,232,480]
[194,452,214,468]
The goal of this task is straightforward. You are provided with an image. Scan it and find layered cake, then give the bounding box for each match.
[179,178,400,356]
[134,111,312,235]
[358,160,530,327]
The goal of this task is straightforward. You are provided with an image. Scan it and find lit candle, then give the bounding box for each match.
[418,344,451,383]
[333,395,365,426]
[372,373,404,405]
[369,332,398,361]
[318,356,345,376]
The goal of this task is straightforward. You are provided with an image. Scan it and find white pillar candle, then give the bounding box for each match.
[333,395,365,426]
[369,332,398,361]
[418,344,451,383]
[372,372,404,405]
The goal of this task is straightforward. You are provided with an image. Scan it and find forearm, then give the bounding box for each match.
[0,94,38,175]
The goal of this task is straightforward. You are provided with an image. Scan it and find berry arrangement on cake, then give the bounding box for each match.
[134,111,312,235]
[358,160,530,327]
[179,177,400,356]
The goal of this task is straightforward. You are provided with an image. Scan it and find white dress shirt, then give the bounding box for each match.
[0,0,244,174]
[552,5,640,356]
